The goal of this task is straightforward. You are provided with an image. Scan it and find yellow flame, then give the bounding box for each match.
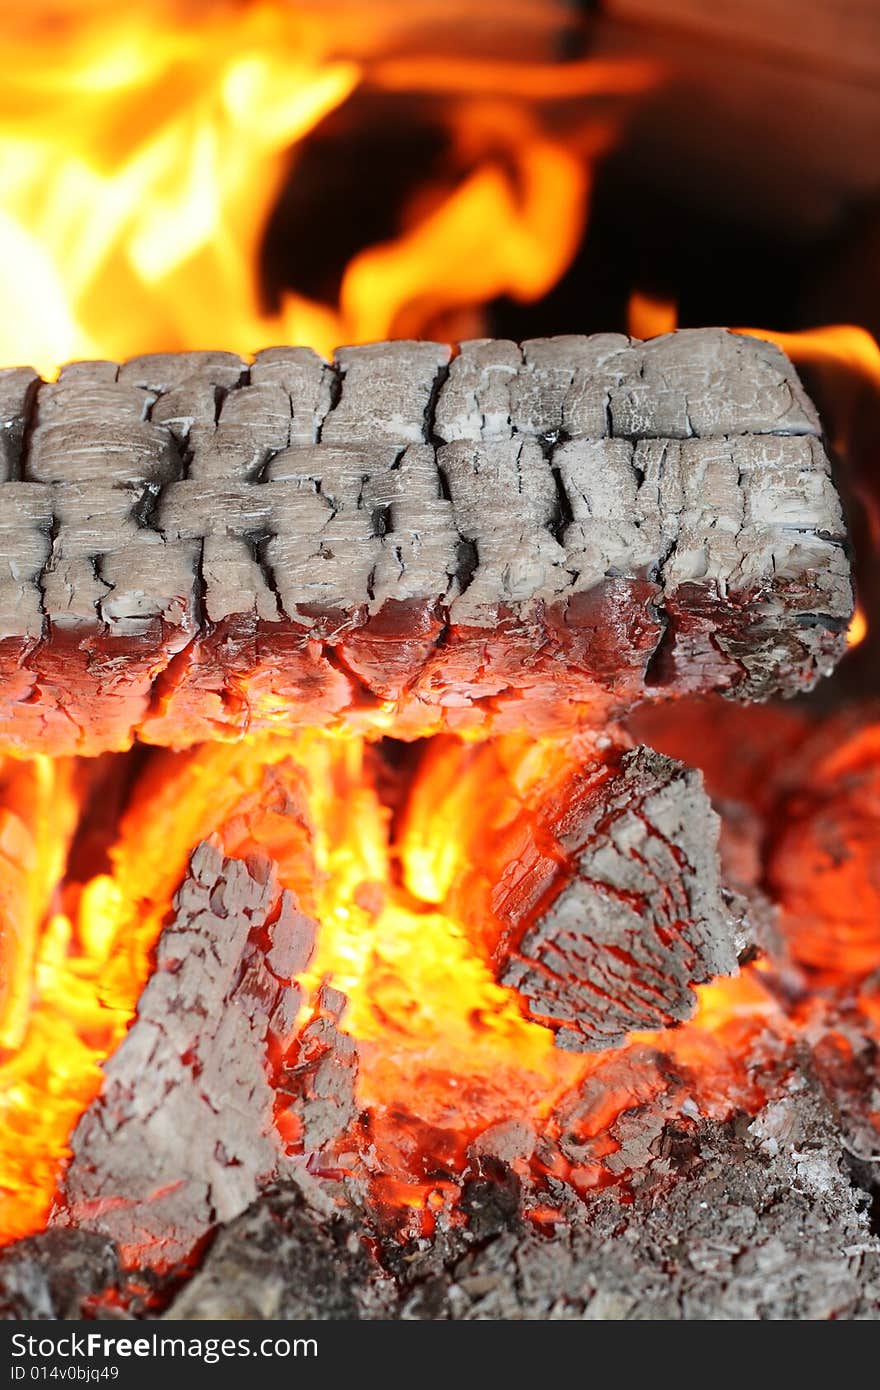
[0,4,363,373]
[0,2,655,375]
[848,605,868,648]
[0,722,796,1244]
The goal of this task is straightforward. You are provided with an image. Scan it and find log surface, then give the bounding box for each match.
[0,329,851,754]
[453,744,746,1050]
[51,840,355,1270]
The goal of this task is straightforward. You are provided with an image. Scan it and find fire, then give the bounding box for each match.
[738,325,880,477]
[0,1,653,374]
[848,606,868,648]
[300,734,595,1131]
[0,727,780,1243]
[739,324,880,400]
[0,9,663,1241]
[2,0,880,1268]
[0,756,81,1052]
[626,288,678,340]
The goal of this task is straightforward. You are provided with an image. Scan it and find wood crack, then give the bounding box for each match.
[0,330,851,755]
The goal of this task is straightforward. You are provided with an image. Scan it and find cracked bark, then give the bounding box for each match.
[0,329,851,756]
[51,839,357,1270]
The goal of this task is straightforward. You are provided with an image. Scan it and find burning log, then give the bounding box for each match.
[446,744,747,1050]
[51,839,356,1270]
[0,329,850,755]
[276,982,359,1156]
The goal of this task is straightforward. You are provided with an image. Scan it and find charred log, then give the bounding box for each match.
[0,329,850,756]
[451,744,748,1050]
[51,840,356,1270]
[163,1182,392,1322]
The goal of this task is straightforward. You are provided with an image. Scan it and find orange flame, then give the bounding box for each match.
[626,288,678,340]
[848,606,868,648]
[0,1,655,374]
[0,735,316,1240]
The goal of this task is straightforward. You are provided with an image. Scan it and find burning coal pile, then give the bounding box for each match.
[1,0,880,1327]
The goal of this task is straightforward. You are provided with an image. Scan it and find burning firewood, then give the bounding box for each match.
[445,744,747,1049]
[51,838,357,1270]
[28,720,750,1280]
[0,329,850,755]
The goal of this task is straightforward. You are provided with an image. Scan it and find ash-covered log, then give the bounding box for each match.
[0,329,850,755]
[51,839,357,1270]
[450,745,748,1049]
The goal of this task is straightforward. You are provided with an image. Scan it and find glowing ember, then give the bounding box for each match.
[769,717,880,978]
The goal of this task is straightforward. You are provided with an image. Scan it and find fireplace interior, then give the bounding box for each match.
[1,0,880,1322]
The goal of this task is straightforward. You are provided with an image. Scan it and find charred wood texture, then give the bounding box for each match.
[163,1182,393,1322]
[453,745,747,1050]
[9,1067,879,1320]
[630,696,880,978]
[0,1228,120,1321]
[0,329,850,755]
[395,1085,880,1320]
[51,840,357,1270]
